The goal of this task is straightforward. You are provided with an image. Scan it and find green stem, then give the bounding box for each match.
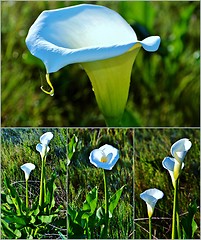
[172,179,178,239]
[149,217,152,239]
[103,169,109,238]
[176,180,181,239]
[26,180,28,211]
[39,158,45,207]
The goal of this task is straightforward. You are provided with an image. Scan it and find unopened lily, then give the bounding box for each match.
[140,188,164,218]
[89,144,119,170]
[20,163,35,181]
[26,4,160,126]
[162,157,184,188]
[36,132,53,159]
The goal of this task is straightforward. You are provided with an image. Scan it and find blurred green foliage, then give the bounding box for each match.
[1,1,200,127]
[135,128,200,239]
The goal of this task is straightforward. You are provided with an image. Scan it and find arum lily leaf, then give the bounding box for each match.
[109,185,125,217]
[181,200,198,239]
[82,186,98,217]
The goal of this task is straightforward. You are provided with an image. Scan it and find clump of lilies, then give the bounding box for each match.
[20,132,53,211]
[26,3,161,126]
[140,138,192,239]
[162,138,192,239]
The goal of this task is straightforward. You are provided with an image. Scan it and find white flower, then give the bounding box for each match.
[20,163,35,181]
[26,4,160,121]
[36,132,53,159]
[89,144,119,170]
[162,157,184,188]
[140,188,164,218]
[170,138,192,163]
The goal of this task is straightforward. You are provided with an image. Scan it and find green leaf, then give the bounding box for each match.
[181,200,198,238]
[82,186,98,218]
[68,134,78,164]
[4,176,24,215]
[1,219,21,239]
[38,214,55,224]
[108,185,125,217]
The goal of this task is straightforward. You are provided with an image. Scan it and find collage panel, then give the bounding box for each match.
[67,128,134,239]
[1,1,199,127]
[134,128,200,239]
[1,128,67,239]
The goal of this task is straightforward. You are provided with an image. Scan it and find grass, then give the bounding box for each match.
[1,1,200,127]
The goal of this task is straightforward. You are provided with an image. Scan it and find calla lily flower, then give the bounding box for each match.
[26,4,160,125]
[89,144,119,170]
[140,188,164,218]
[36,132,53,159]
[20,163,35,181]
[162,157,184,188]
[170,138,192,163]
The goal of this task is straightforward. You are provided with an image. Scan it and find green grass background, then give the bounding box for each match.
[1,1,200,127]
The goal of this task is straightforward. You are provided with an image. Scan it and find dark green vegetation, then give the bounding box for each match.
[1,128,67,239]
[68,128,134,239]
[135,128,200,239]
[1,1,200,127]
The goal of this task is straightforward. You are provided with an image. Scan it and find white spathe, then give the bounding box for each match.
[26,4,160,73]
[140,188,164,218]
[170,138,192,163]
[89,144,119,170]
[21,163,36,181]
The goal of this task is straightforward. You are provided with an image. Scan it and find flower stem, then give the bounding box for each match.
[26,180,28,211]
[172,179,178,239]
[103,169,109,238]
[149,217,152,239]
[39,158,45,207]
[176,180,181,239]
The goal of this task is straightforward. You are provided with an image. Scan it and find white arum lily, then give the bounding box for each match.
[26,4,160,125]
[89,144,119,170]
[140,188,164,218]
[162,157,184,188]
[167,138,191,184]
[20,163,35,181]
[170,138,192,163]
[36,132,53,159]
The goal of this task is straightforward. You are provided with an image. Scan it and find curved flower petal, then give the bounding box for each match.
[21,163,35,181]
[170,138,192,163]
[162,157,184,188]
[26,4,160,73]
[140,188,164,218]
[40,132,54,146]
[36,143,50,159]
[89,144,119,170]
